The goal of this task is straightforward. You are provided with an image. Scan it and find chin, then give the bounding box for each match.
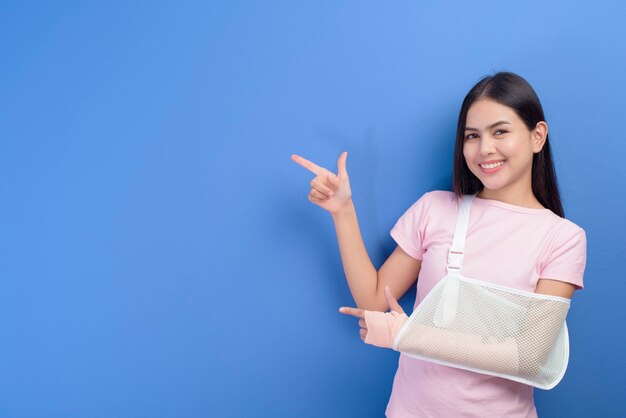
[470,174,501,190]
[478,180,508,191]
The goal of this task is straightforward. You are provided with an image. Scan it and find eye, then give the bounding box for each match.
[464,133,478,140]
[494,129,507,135]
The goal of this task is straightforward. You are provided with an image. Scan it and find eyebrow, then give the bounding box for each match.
[464,121,511,131]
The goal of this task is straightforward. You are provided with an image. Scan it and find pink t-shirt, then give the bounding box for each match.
[385,190,587,418]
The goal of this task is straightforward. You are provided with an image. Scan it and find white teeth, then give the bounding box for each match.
[480,161,504,169]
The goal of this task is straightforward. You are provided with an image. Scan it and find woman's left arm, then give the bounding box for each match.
[340,280,577,378]
[535,278,576,299]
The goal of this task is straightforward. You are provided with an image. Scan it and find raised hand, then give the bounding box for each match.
[291,151,352,216]
[338,286,408,349]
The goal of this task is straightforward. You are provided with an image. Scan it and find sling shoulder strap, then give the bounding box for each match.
[446,193,478,276]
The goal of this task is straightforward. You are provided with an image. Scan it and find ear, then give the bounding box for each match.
[531,121,548,153]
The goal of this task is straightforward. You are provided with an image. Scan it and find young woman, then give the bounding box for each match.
[291,72,587,417]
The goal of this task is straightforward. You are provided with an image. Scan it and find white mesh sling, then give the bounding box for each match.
[391,193,571,390]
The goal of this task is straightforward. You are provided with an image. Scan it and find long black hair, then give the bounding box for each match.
[452,71,564,217]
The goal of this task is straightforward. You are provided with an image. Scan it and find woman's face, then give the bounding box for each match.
[463,99,547,198]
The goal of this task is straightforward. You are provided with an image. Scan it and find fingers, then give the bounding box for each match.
[308,193,323,205]
[291,154,325,176]
[337,151,348,178]
[384,285,405,314]
[309,189,331,203]
[339,306,367,341]
[310,178,334,198]
[338,306,364,318]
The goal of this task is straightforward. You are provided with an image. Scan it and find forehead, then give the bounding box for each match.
[465,99,521,126]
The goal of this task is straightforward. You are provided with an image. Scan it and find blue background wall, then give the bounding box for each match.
[1,1,624,417]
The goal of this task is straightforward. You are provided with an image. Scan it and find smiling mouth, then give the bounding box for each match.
[479,161,505,169]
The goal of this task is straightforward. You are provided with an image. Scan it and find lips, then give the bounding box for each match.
[479,159,506,167]
[479,160,505,173]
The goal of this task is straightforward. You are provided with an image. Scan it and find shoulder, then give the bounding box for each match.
[551,217,586,245]
[399,190,458,225]
[539,217,587,290]
[403,190,457,214]
[417,190,458,208]
[541,217,587,267]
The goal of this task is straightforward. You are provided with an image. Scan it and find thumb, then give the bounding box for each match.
[337,151,348,179]
[384,286,404,314]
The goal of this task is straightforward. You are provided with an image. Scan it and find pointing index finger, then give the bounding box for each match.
[291,154,325,176]
[338,307,365,318]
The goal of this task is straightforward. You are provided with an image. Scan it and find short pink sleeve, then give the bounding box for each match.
[390,192,430,260]
[540,222,587,290]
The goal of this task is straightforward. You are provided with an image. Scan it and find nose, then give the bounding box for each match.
[479,135,496,156]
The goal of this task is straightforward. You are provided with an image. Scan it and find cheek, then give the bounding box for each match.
[504,135,533,154]
[503,141,532,161]
[462,143,476,166]
[462,143,471,160]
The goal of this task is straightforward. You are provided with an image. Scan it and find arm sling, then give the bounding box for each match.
[370,193,571,390]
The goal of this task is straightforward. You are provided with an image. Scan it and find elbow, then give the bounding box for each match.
[355,296,385,311]
[517,342,553,379]
[358,284,391,312]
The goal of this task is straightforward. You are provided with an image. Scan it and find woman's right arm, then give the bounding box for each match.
[332,202,421,310]
[292,152,422,311]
